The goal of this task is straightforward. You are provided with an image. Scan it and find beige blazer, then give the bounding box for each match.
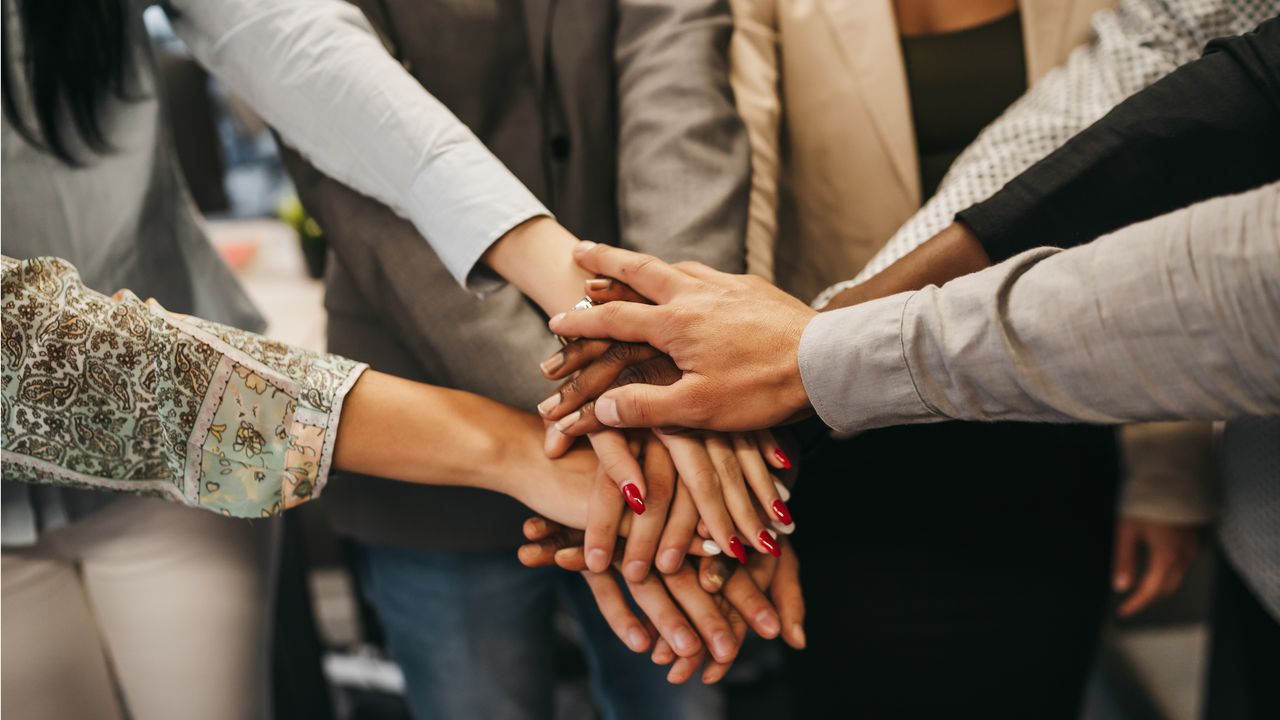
[731,0,1114,300]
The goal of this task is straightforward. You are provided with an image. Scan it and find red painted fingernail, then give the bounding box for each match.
[758,530,781,557]
[728,536,747,565]
[771,499,793,526]
[774,448,791,469]
[623,483,646,515]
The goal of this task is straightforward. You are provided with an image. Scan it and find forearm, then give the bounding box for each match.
[820,223,989,310]
[480,217,595,316]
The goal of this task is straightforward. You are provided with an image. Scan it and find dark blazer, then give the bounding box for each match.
[279,0,749,550]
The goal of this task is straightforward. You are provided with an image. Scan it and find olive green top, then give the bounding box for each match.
[901,11,1028,199]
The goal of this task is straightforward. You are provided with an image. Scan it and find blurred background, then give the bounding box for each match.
[142,8,1218,720]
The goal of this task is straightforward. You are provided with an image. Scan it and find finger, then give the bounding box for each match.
[583,467,626,573]
[589,430,647,508]
[661,433,744,567]
[663,563,740,664]
[584,277,650,305]
[538,343,663,421]
[540,338,612,380]
[543,421,577,458]
[1112,521,1137,593]
[554,546,590,572]
[723,561,781,640]
[755,429,793,471]
[702,597,748,684]
[735,433,793,533]
[522,517,568,542]
[704,433,775,556]
[772,543,806,649]
[625,573,703,658]
[622,436,677,582]
[699,555,734,594]
[1118,554,1173,618]
[593,380,701,430]
[651,636,677,666]
[572,241,693,304]
[581,571,652,653]
[548,300,666,347]
[666,649,706,685]
[657,473,702,574]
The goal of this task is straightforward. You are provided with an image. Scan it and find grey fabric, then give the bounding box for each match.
[280,0,748,551]
[799,183,1280,434]
[1,0,263,546]
[1219,417,1280,621]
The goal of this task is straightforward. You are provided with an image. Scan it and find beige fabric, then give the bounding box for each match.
[1,497,278,720]
[729,0,1112,300]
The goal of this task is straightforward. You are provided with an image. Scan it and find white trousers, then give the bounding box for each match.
[2,496,279,720]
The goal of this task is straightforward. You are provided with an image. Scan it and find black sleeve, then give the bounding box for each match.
[957,16,1280,263]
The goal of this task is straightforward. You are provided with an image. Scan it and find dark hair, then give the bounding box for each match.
[1,0,132,165]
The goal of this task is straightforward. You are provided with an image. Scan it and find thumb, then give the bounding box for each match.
[594,380,697,429]
[1113,521,1138,592]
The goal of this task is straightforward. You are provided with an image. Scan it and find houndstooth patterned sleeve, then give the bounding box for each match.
[813,0,1280,309]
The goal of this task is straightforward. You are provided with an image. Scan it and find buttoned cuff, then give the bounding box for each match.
[406,143,552,296]
[797,295,938,434]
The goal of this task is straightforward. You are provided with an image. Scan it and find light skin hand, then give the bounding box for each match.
[546,242,817,432]
[1112,517,1200,618]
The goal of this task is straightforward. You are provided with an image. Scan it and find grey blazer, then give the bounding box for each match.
[279,0,749,551]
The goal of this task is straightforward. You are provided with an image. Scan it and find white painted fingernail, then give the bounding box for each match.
[773,479,791,502]
[537,394,560,416]
[772,520,795,536]
[554,410,582,432]
[702,539,723,555]
[596,396,620,425]
[575,240,597,254]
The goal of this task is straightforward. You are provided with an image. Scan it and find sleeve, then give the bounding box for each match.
[613,0,751,272]
[958,15,1280,263]
[797,183,1280,433]
[813,0,1277,308]
[167,0,549,293]
[1,256,368,519]
[1118,422,1218,524]
[728,0,782,281]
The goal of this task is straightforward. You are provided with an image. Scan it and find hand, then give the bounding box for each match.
[1112,517,1200,617]
[547,241,817,431]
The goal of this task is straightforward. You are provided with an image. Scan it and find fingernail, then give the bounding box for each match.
[774,448,792,469]
[1113,574,1128,592]
[728,536,747,565]
[555,410,582,432]
[585,278,613,292]
[627,626,649,652]
[756,609,781,638]
[758,529,781,557]
[537,393,560,416]
[587,548,610,572]
[623,483,646,515]
[624,559,648,581]
[792,623,807,648]
[771,520,795,536]
[771,499,793,526]
[543,425,565,455]
[526,517,546,535]
[711,631,736,661]
[574,240,597,255]
[672,627,697,655]
[705,566,726,591]
[701,539,723,555]
[659,548,683,572]
[549,312,565,328]
[773,479,791,502]
[596,396,620,426]
[539,352,565,376]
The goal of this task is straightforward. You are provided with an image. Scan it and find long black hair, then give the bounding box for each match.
[1,0,133,165]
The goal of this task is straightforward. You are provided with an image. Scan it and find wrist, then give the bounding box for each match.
[483,217,594,315]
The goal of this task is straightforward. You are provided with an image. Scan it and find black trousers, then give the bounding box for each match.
[787,421,1118,719]
[1205,548,1280,720]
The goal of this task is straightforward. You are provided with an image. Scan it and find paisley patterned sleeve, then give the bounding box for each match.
[1,256,367,518]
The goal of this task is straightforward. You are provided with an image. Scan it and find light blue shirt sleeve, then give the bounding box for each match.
[169,0,550,293]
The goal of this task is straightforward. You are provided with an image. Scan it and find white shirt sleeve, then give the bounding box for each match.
[168,0,549,293]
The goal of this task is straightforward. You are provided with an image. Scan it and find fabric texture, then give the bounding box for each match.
[798,183,1280,434]
[816,0,1279,306]
[2,256,366,522]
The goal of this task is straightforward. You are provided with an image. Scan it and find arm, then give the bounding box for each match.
[169,0,592,311]
[727,0,782,280]
[614,0,750,271]
[0,256,595,523]
[799,184,1280,433]
[815,0,1277,306]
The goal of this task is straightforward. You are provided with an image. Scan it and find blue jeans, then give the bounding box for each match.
[357,544,723,720]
